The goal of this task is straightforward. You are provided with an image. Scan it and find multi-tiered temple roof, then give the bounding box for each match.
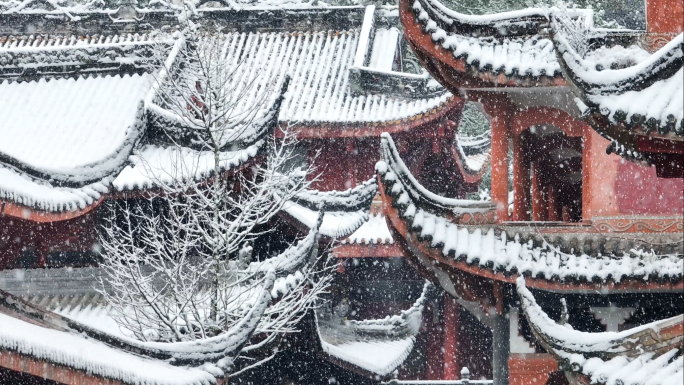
[399,0,683,175]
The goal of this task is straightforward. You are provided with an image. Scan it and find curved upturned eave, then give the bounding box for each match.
[0,197,104,223]
[398,0,566,90]
[377,177,684,294]
[450,145,491,185]
[550,32,683,148]
[0,153,262,223]
[277,94,462,139]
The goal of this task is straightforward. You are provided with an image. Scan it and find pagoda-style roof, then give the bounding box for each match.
[314,281,431,378]
[0,279,271,384]
[518,278,683,385]
[551,29,683,175]
[399,0,683,172]
[399,0,572,88]
[0,6,463,220]
[0,220,324,383]
[376,133,683,294]
[280,178,378,239]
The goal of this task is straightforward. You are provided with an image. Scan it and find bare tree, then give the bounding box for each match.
[98,9,332,373]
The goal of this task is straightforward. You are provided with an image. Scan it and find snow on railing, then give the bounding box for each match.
[381,367,492,384]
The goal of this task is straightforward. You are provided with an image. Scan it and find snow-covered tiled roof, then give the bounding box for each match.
[518,278,683,385]
[343,213,394,245]
[226,28,450,125]
[281,179,377,239]
[316,281,430,377]
[406,0,565,85]
[553,31,683,137]
[0,281,276,384]
[0,311,219,385]
[377,133,684,284]
[0,74,151,185]
[0,7,457,214]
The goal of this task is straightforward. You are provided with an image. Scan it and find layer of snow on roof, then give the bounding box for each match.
[281,199,368,238]
[0,166,109,212]
[53,300,129,337]
[0,312,216,385]
[320,336,415,376]
[465,153,490,172]
[587,67,683,128]
[0,74,151,173]
[517,278,684,385]
[579,348,683,385]
[558,33,682,88]
[412,0,560,77]
[0,34,153,49]
[112,141,263,191]
[210,30,449,125]
[581,348,683,385]
[368,28,399,71]
[345,213,394,244]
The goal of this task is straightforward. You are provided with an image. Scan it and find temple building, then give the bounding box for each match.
[0,0,681,383]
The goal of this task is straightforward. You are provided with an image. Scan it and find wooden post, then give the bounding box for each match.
[492,308,510,385]
[531,162,548,221]
[345,138,357,188]
[547,185,560,221]
[444,296,460,380]
[36,242,48,268]
[512,135,530,221]
[485,97,511,223]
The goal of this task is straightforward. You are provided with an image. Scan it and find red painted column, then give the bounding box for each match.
[36,242,48,268]
[547,185,560,221]
[512,135,531,221]
[531,162,548,221]
[485,97,511,223]
[424,301,445,380]
[443,296,460,380]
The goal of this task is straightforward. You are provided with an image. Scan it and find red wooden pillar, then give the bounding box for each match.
[443,296,460,380]
[547,185,560,221]
[424,301,444,380]
[485,97,511,223]
[36,242,48,268]
[512,135,531,221]
[531,162,548,221]
[345,139,357,189]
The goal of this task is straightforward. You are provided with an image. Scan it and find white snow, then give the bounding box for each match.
[0,166,109,212]
[0,312,217,385]
[518,278,684,385]
[345,213,394,244]
[0,74,151,179]
[112,141,263,191]
[588,67,683,129]
[281,199,369,239]
[412,0,561,78]
[353,5,376,68]
[557,32,683,89]
[320,337,416,376]
[368,28,399,71]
